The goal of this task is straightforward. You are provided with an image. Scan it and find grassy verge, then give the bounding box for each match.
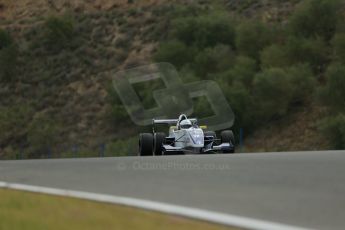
[0,189,234,230]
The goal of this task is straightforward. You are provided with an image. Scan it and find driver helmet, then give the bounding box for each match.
[180,119,192,129]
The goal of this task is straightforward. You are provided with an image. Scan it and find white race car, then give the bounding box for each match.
[139,114,235,156]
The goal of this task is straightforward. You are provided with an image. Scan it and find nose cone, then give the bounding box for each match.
[189,129,204,147]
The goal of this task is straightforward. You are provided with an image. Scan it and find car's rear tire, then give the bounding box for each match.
[139,133,153,156]
[153,132,166,156]
[221,130,235,154]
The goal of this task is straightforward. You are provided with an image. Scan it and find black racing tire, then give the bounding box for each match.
[204,131,216,139]
[139,133,153,156]
[153,132,166,156]
[221,130,235,154]
[221,130,235,144]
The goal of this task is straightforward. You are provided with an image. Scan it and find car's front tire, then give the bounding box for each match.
[139,133,153,156]
[221,130,235,153]
[153,132,166,156]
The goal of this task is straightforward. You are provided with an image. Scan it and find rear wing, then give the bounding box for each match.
[152,118,198,132]
[152,118,198,125]
[152,119,178,125]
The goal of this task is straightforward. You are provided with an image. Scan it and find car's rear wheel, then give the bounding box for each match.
[153,132,166,156]
[139,133,153,156]
[221,130,235,153]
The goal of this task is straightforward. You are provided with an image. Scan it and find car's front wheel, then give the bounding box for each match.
[221,130,235,153]
[139,133,153,156]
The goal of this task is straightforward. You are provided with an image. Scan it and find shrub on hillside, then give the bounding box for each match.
[252,68,293,121]
[152,3,201,19]
[215,56,257,87]
[317,63,345,112]
[154,40,195,69]
[221,80,255,132]
[171,14,236,48]
[192,96,215,119]
[285,36,330,73]
[27,114,60,157]
[0,30,17,82]
[230,56,257,86]
[106,86,130,123]
[194,44,235,78]
[235,20,272,60]
[179,66,199,83]
[44,16,75,51]
[169,17,200,46]
[289,0,341,41]
[0,45,17,82]
[286,64,316,103]
[332,33,345,63]
[0,105,33,147]
[0,29,13,48]
[319,114,345,149]
[261,44,289,69]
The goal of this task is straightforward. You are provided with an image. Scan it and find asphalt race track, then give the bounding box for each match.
[1,151,345,229]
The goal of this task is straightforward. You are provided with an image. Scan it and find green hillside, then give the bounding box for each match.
[0,0,344,158]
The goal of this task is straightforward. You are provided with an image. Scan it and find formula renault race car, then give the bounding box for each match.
[139,114,235,156]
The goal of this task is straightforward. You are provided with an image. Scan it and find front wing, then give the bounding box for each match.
[162,142,234,154]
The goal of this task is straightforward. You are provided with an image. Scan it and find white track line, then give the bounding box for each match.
[0,181,310,230]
